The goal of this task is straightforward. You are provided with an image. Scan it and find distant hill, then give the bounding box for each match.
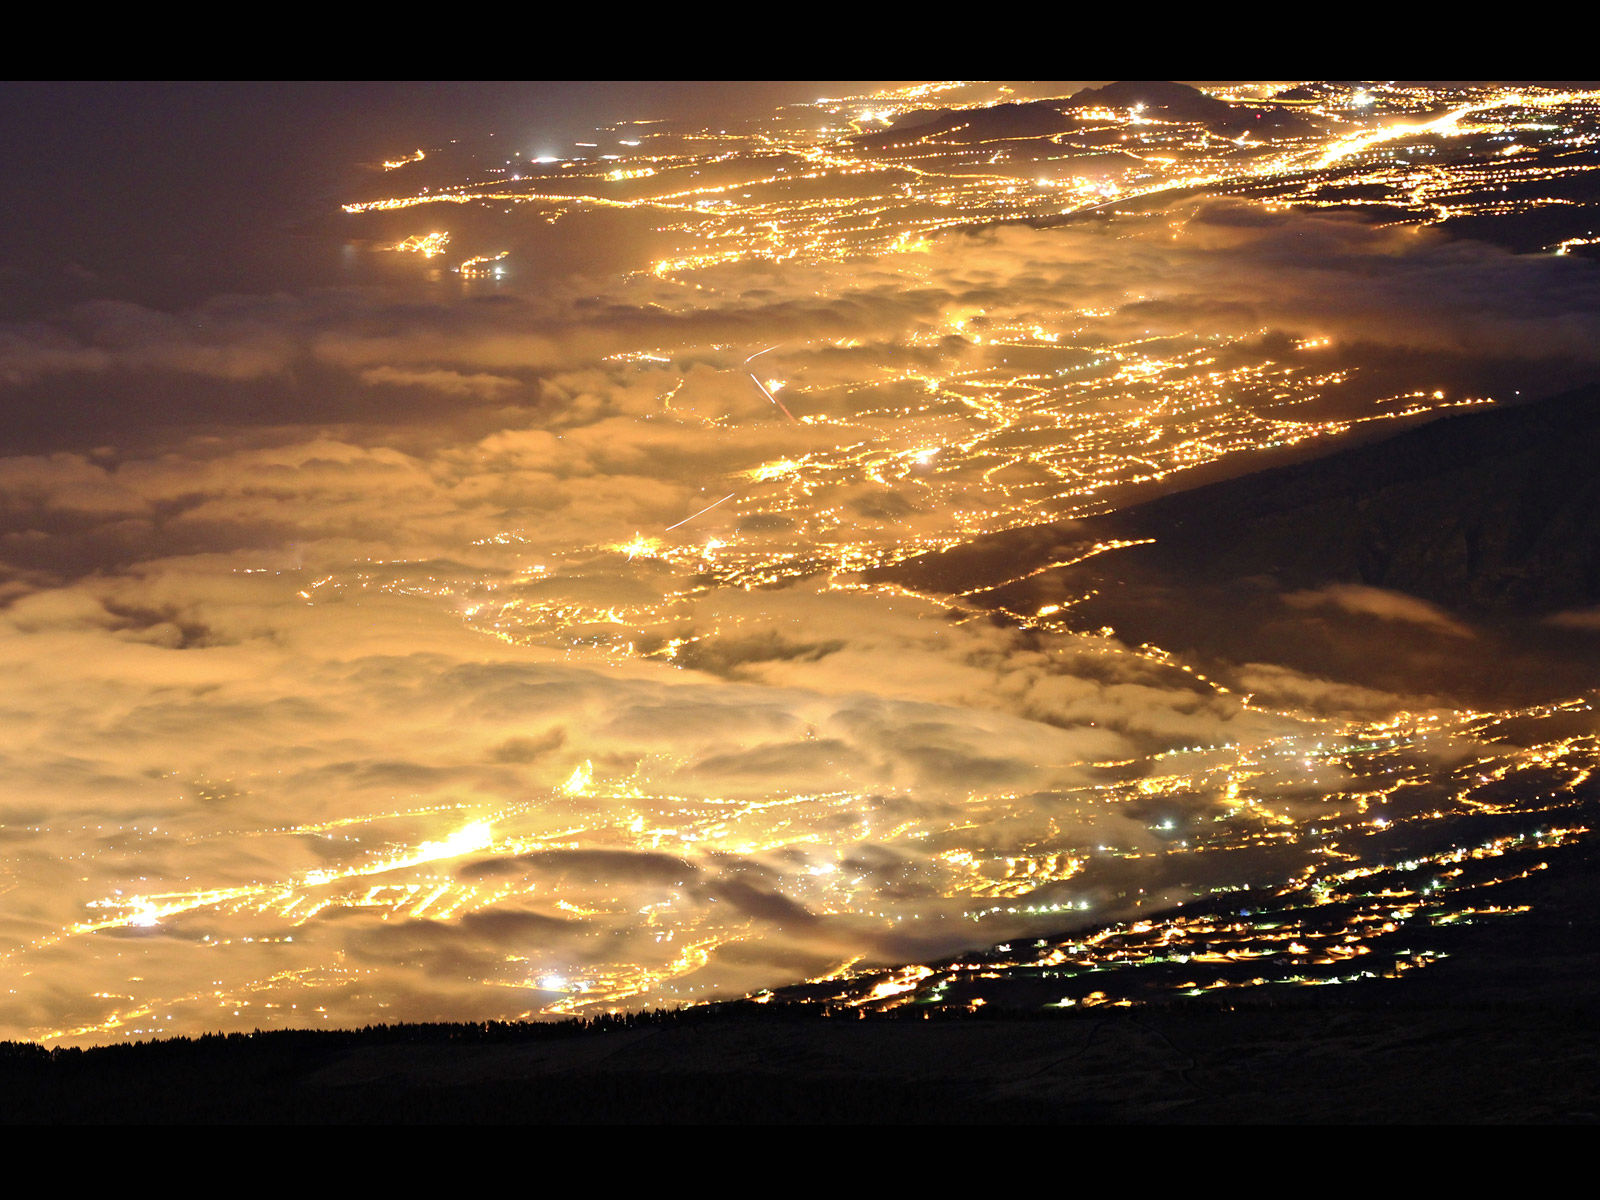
[1274,81,1373,103]
[1066,80,1235,120]
[1066,80,1310,135]
[854,82,1309,150]
[854,101,1073,147]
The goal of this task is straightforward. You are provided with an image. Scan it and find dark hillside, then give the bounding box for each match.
[1104,385,1600,615]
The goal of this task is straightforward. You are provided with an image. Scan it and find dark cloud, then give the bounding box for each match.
[458,850,696,886]
[694,879,820,927]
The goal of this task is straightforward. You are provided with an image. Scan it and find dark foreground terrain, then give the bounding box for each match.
[7,1000,1596,1124]
[10,844,1600,1126]
[7,987,1599,1125]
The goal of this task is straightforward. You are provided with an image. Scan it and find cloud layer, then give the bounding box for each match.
[3,197,1597,1043]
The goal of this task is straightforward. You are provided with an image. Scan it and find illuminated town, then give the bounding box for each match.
[3,81,1599,1049]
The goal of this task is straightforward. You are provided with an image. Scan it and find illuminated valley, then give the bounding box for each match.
[341,81,1600,270]
[3,81,1600,1047]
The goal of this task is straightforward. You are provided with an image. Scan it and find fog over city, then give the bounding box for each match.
[3,81,1598,1042]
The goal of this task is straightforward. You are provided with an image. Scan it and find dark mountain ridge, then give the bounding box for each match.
[1102,384,1600,616]
[876,383,1600,706]
[853,100,1074,147]
[1063,80,1309,134]
[854,82,1309,149]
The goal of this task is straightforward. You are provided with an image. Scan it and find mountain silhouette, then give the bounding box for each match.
[854,101,1072,146]
[854,83,1308,149]
[1099,384,1600,615]
[1066,80,1309,135]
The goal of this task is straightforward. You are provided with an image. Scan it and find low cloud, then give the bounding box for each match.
[1285,584,1477,639]
[3,189,1597,1043]
[1548,607,1600,631]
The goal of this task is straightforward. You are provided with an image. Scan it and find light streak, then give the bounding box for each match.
[748,373,798,423]
[745,347,796,422]
[665,493,737,533]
